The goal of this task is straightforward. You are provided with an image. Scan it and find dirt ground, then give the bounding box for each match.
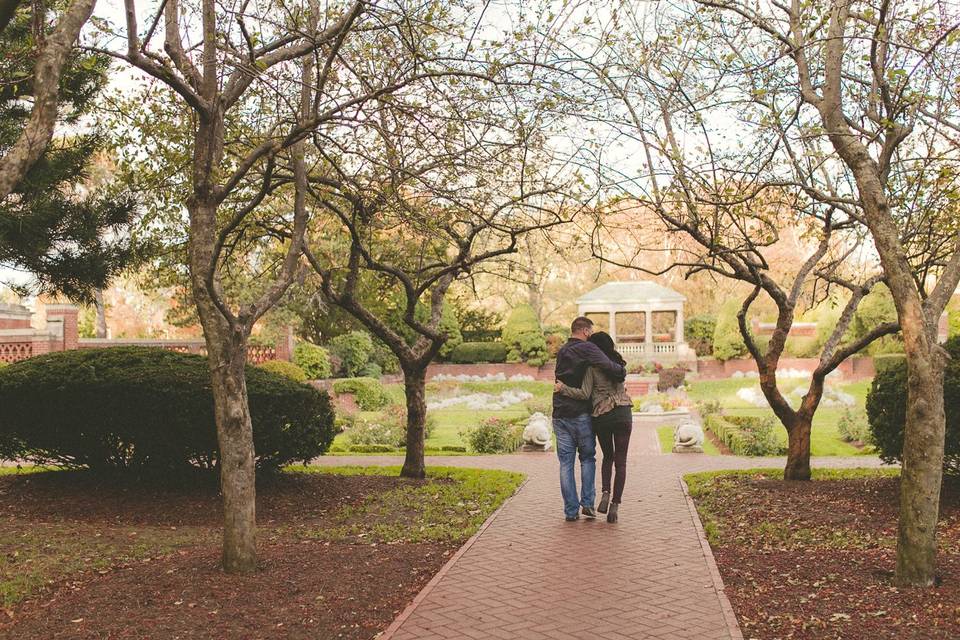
[694,472,960,640]
[0,471,460,639]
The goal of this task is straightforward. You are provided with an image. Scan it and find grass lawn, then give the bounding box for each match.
[683,468,960,639]
[657,425,721,455]
[0,465,524,639]
[333,380,554,453]
[687,377,873,456]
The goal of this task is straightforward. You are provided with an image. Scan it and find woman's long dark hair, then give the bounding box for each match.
[588,331,626,367]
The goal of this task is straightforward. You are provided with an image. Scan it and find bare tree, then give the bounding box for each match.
[103,0,478,573]
[300,79,585,477]
[586,0,960,586]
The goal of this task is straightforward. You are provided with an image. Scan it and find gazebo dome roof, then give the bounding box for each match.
[576,281,686,305]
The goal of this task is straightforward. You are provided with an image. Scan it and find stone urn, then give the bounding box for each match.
[672,419,705,453]
[521,412,553,452]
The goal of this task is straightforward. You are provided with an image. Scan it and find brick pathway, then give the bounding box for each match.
[314,426,888,640]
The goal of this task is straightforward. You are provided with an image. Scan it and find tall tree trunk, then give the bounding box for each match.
[896,310,946,586]
[190,192,258,574]
[94,288,107,338]
[207,333,257,574]
[401,364,428,479]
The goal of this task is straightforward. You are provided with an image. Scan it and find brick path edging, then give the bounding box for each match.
[378,478,530,640]
[680,478,745,640]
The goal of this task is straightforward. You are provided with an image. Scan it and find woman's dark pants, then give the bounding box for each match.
[592,405,633,504]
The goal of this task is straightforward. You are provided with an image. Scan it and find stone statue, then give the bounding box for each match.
[522,412,553,452]
[673,420,705,453]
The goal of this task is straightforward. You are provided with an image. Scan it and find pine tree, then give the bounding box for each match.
[0,4,138,302]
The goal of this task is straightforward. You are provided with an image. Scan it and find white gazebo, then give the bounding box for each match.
[576,281,694,361]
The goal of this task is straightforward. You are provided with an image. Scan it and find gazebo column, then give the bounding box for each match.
[675,306,684,344]
[608,310,617,343]
[644,307,653,356]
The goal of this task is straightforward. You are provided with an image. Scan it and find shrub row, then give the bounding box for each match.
[704,414,785,456]
[502,305,548,367]
[0,347,335,474]
[449,341,508,364]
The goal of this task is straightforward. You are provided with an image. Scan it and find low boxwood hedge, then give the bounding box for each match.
[704,414,786,456]
[0,347,335,474]
[449,341,508,364]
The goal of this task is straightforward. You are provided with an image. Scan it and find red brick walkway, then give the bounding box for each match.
[315,428,887,640]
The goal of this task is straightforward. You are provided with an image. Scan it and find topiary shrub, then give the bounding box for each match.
[449,341,508,364]
[0,347,335,474]
[257,359,307,382]
[293,342,332,379]
[784,335,821,358]
[685,314,717,357]
[328,331,374,377]
[712,300,747,361]
[462,417,525,454]
[866,338,960,474]
[502,304,548,366]
[331,377,390,410]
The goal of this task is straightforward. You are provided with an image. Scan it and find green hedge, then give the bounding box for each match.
[704,414,785,456]
[712,300,747,361]
[328,331,374,377]
[449,341,508,364]
[331,377,390,410]
[257,359,307,382]
[294,342,332,379]
[502,305,548,366]
[685,314,716,357]
[873,353,906,377]
[867,338,959,474]
[0,347,335,474]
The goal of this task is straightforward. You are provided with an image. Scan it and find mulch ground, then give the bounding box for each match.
[0,471,458,639]
[698,473,960,640]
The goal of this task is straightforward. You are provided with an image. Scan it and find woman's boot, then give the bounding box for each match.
[598,491,611,514]
[607,502,619,523]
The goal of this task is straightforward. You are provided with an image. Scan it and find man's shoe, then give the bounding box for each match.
[597,491,611,514]
[565,515,580,522]
[607,503,619,523]
[581,506,598,519]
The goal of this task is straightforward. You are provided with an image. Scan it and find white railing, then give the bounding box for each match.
[619,342,678,356]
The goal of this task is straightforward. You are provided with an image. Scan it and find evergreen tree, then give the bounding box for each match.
[0,5,138,302]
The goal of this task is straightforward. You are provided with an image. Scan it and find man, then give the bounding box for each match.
[553,316,627,521]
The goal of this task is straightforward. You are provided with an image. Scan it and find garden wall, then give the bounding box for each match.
[695,356,875,380]
[0,304,293,365]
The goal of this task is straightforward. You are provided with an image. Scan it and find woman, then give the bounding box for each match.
[554,331,632,523]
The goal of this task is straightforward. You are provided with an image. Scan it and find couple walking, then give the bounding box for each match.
[552,316,633,523]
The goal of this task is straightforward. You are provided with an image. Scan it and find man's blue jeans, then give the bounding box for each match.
[553,414,596,518]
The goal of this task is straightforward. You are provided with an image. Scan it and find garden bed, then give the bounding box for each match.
[0,466,523,639]
[686,469,960,639]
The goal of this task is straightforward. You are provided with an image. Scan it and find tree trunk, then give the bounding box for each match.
[896,313,946,586]
[207,339,257,574]
[400,365,428,479]
[783,415,812,481]
[190,193,258,574]
[94,289,107,338]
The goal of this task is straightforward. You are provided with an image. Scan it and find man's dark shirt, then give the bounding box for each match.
[552,338,627,418]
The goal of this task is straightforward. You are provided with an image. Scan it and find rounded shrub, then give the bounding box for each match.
[0,347,335,474]
[257,359,307,382]
[712,300,747,361]
[502,305,548,366]
[328,330,374,377]
[462,417,524,454]
[684,314,716,357]
[449,341,508,364]
[293,342,332,379]
[331,377,390,410]
[866,337,960,474]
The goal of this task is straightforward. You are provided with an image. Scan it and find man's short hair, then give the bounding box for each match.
[571,316,593,335]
